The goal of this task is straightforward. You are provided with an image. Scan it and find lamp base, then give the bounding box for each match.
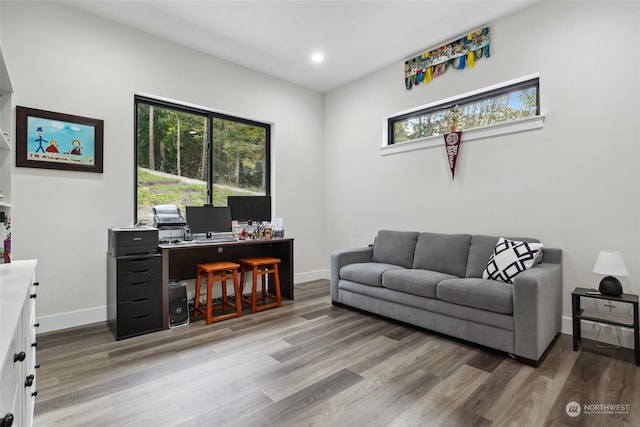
[599,276,623,296]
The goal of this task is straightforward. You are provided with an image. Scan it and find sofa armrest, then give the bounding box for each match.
[541,247,562,264]
[512,259,563,361]
[330,247,373,302]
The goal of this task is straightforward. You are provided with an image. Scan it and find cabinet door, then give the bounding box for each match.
[23,279,38,426]
[1,329,23,427]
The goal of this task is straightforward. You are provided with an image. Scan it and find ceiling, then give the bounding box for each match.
[64,0,538,93]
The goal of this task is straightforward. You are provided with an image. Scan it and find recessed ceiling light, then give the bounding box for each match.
[311,52,324,63]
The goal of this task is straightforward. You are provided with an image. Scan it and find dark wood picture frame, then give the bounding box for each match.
[16,106,104,173]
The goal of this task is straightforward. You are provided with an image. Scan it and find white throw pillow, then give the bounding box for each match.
[482,238,543,284]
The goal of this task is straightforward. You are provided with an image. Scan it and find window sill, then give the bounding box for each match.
[380,115,545,156]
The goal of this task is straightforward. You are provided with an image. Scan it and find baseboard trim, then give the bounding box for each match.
[37,306,107,334]
[561,314,634,349]
[38,271,331,333]
[295,269,329,283]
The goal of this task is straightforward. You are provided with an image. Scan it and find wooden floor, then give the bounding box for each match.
[34,280,639,427]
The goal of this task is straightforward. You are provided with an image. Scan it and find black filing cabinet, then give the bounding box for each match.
[107,227,162,340]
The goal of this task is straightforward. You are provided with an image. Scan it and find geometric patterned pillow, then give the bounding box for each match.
[482,238,544,284]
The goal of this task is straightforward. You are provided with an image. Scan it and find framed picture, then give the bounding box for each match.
[16,106,103,173]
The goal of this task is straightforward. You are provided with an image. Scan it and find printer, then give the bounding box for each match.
[153,204,187,242]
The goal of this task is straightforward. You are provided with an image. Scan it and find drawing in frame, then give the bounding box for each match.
[16,106,104,173]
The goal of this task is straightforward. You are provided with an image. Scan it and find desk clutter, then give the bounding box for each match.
[151,200,284,244]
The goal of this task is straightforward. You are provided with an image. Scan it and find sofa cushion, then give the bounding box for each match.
[371,230,419,269]
[465,235,541,278]
[382,269,457,299]
[412,232,471,277]
[437,278,513,315]
[482,238,543,284]
[340,262,405,287]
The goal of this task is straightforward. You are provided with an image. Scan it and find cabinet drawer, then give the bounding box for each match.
[116,296,162,338]
[117,255,161,273]
[119,279,161,302]
[110,229,158,248]
[118,295,162,317]
[118,268,161,284]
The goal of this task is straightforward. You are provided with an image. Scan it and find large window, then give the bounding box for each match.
[135,96,270,222]
[388,77,539,145]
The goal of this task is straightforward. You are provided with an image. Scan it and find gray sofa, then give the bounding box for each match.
[330,230,563,365]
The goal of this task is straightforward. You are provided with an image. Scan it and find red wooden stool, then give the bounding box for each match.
[238,257,282,314]
[194,261,242,324]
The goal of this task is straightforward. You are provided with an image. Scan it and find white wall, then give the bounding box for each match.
[1,1,325,331]
[324,1,640,343]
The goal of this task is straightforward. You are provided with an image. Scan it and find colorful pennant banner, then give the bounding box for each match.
[405,27,490,90]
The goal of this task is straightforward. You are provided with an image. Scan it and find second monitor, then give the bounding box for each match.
[185,205,232,238]
[228,195,271,223]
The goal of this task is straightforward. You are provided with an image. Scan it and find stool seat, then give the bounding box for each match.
[238,257,282,314]
[194,261,242,325]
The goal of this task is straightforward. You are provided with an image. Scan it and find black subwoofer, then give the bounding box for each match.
[168,282,189,328]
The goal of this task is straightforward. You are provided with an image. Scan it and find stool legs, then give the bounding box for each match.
[194,262,242,325]
[239,259,282,314]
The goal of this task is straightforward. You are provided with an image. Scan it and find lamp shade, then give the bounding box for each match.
[593,251,628,276]
[593,250,628,296]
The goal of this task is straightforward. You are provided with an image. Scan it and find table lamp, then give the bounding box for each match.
[592,250,628,296]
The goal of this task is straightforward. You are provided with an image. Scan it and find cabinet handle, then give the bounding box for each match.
[31,391,38,398]
[30,293,37,299]
[13,352,26,363]
[34,323,40,328]
[131,281,151,286]
[1,413,14,427]
[34,282,40,287]
[24,374,34,387]
[133,314,150,319]
[31,342,38,348]
[35,364,41,369]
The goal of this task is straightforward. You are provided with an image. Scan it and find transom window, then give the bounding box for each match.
[135,96,270,223]
[388,77,539,145]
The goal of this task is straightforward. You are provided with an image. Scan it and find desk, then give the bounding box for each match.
[159,238,294,329]
[572,287,639,366]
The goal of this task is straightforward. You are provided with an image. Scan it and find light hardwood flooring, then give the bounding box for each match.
[34,280,639,426]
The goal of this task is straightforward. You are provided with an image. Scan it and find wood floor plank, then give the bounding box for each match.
[387,364,490,426]
[488,338,579,427]
[33,279,640,427]
[237,368,364,426]
[288,368,440,427]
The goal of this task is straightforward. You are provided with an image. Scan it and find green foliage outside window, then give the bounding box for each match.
[391,80,538,144]
[135,99,269,222]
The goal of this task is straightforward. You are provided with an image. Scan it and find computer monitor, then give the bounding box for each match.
[185,205,232,237]
[227,195,271,223]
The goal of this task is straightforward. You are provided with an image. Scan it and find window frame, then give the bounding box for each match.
[385,74,541,149]
[134,95,271,222]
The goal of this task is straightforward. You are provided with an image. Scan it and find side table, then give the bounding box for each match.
[572,287,639,366]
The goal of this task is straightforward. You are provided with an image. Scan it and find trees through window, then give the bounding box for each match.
[135,96,270,222]
[388,77,539,145]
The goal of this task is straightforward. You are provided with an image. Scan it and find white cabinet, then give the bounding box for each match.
[0,260,38,427]
[0,44,13,225]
